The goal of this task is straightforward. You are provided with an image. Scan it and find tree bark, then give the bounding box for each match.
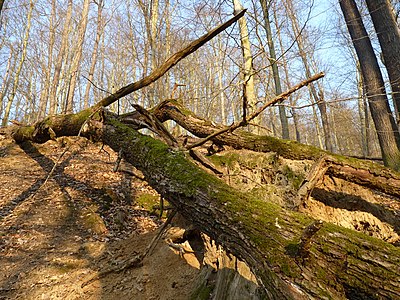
[78,110,399,299]
[340,0,400,171]
[366,0,400,123]
[260,0,290,140]
[0,0,4,16]
[3,101,400,299]
[148,100,400,198]
[49,0,73,115]
[83,0,104,109]
[64,0,90,114]
[233,0,258,123]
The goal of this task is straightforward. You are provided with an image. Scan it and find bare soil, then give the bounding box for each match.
[0,136,200,300]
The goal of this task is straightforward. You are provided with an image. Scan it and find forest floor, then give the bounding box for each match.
[1,133,399,300]
[0,136,201,300]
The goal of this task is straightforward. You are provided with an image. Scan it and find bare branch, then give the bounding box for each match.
[188,72,324,149]
[95,10,246,108]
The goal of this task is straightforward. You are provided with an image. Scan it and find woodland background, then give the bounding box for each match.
[1,0,400,158]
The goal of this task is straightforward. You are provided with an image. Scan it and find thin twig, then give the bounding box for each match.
[82,75,112,95]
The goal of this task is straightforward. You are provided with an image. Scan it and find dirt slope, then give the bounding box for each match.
[0,136,199,300]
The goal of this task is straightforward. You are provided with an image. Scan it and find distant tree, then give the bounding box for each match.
[1,0,35,126]
[340,0,400,170]
[259,0,290,139]
[64,0,90,113]
[83,0,104,109]
[49,0,73,115]
[284,0,334,152]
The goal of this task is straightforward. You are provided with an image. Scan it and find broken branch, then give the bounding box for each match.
[95,10,247,108]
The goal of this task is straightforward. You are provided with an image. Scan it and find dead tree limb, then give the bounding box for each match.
[131,104,178,147]
[94,10,246,108]
[149,100,400,198]
[4,102,400,298]
[297,156,330,208]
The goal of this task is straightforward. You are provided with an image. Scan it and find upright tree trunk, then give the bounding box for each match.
[340,0,400,170]
[83,0,104,109]
[285,0,333,152]
[217,36,227,125]
[272,5,301,142]
[260,0,289,139]
[311,97,324,149]
[356,62,370,157]
[0,48,13,117]
[163,0,171,101]
[37,0,56,120]
[149,0,159,106]
[137,0,159,107]
[1,0,35,126]
[64,0,90,113]
[365,0,400,125]
[49,0,73,115]
[233,0,257,122]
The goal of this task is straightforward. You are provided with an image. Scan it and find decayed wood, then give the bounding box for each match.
[131,104,178,147]
[189,149,224,175]
[80,110,400,299]
[297,156,330,208]
[150,100,400,198]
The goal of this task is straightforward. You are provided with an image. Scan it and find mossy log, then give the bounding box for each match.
[134,99,400,199]
[2,108,400,298]
[82,111,399,299]
[1,108,93,143]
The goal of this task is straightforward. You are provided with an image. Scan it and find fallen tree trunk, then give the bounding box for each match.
[79,110,399,299]
[140,99,400,199]
[2,106,400,298]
